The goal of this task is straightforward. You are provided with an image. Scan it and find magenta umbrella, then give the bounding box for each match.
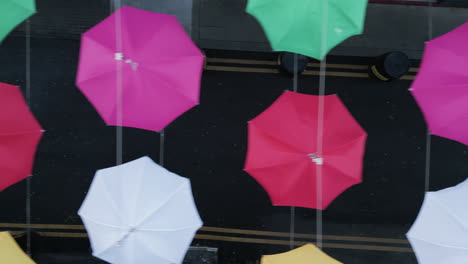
[76,6,204,132]
[410,22,468,145]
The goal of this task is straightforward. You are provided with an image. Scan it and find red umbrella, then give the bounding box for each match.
[244,91,367,209]
[0,82,43,191]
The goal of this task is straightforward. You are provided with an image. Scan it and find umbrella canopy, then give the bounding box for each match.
[410,22,468,145]
[0,0,35,43]
[407,178,468,264]
[0,82,43,191]
[246,0,368,60]
[78,156,203,264]
[76,6,204,132]
[244,91,367,209]
[261,244,342,264]
[0,232,35,264]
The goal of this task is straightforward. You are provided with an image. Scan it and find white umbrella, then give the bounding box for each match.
[406,178,468,264]
[78,156,203,264]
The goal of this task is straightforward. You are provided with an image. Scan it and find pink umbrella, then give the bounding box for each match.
[410,22,468,145]
[245,91,367,209]
[76,6,204,132]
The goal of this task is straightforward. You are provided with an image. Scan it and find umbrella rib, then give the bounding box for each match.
[430,195,468,237]
[136,224,202,232]
[247,0,277,11]
[322,133,367,156]
[76,36,117,84]
[95,174,125,224]
[133,181,187,229]
[431,115,467,139]
[428,92,468,136]
[322,162,361,187]
[145,55,204,68]
[89,215,200,259]
[130,157,148,227]
[249,122,307,155]
[275,0,301,51]
[246,155,306,171]
[132,230,180,264]
[76,68,117,89]
[328,0,361,32]
[138,17,174,56]
[425,44,468,79]
[79,216,129,258]
[139,66,199,105]
[10,0,35,13]
[80,215,126,230]
[408,236,468,251]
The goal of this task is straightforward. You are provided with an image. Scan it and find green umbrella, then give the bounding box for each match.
[0,0,36,43]
[246,0,367,60]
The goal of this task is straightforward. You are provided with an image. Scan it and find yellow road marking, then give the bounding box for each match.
[205,65,279,73]
[207,58,278,66]
[195,234,412,253]
[29,232,412,252]
[39,232,88,238]
[308,63,368,70]
[200,227,409,245]
[401,75,415,80]
[303,70,369,78]
[0,223,85,230]
[206,65,416,80]
[0,223,408,245]
[2,223,412,253]
[206,58,419,73]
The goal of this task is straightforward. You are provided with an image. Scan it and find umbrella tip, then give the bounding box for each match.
[408,88,413,91]
[41,129,46,132]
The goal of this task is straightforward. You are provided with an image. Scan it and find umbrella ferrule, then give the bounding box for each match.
[115,53,139,71]
[115,53,124,60]
[308,153,323,165]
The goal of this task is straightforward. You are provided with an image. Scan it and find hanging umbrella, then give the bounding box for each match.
[410,22,468,145]
[0,82,43,191]
[261,244,342,264]
[246,0,368,60]
[0,0,35,43]
[78,156,203,264]
[0,232,35,264]
[76,6,204,132]
[244,91,367,209]
[407,178,468,264]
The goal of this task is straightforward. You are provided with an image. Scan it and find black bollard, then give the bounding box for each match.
[369,52,410,81]
[278,52,309,76]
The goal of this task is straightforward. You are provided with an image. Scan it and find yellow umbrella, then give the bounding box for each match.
[0,232,35,264]
[261,244,343,264]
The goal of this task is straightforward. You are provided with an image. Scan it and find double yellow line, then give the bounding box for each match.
[0,223,412,253]
[205,58,417,80]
